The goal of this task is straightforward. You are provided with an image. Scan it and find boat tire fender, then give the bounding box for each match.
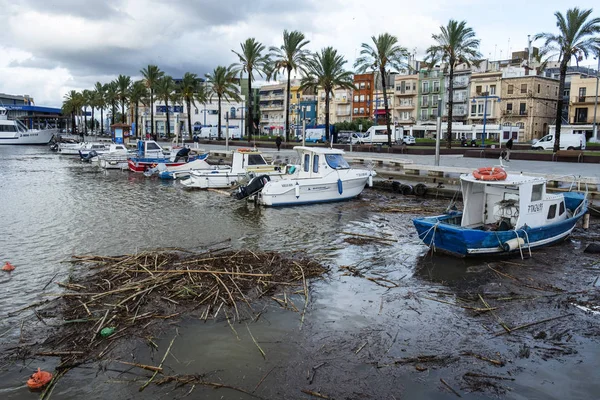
[414,183,427,196]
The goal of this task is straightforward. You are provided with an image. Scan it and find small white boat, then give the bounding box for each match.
[234,146,375,206]
[58,138,113,156]
[0,107,56,145]
[180,148,285,189]
[159,158,216,180]
[93,144,131,169]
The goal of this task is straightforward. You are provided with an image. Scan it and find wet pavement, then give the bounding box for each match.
[1,145,599,399]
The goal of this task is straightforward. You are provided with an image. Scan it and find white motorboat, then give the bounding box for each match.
[0,107,56,145]
[159,157,215,180]
[58,138,113,156]
[180,148,285,189]
[233,147,375,206]
[92,144,131,169]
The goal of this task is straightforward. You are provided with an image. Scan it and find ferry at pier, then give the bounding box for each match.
[0,107,56,145]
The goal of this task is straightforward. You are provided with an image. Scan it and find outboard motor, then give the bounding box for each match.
[174,147,191,163]
[80,150,98,162]
[233,175,271,200]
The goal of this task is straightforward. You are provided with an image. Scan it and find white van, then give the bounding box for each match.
[358,125,403,144]
[531,133,586,151]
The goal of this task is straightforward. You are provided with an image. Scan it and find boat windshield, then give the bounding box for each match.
[325,154,350,169]
[247,154,267,166]
[16,120,28,133]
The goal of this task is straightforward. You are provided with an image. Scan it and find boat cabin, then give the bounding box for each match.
[460,174,569,230]
[136,140,165,159]
[294,146,350,179]
[231,149,279,174]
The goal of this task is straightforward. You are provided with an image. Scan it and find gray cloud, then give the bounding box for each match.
[18,0,127,20]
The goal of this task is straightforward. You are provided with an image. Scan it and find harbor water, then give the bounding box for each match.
[1,145,599,399]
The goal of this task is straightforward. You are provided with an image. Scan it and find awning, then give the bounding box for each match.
[374,110,388,115]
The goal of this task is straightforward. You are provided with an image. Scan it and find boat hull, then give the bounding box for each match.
[259,172,371,207]
[180,171,244,189]
[128,159,187,173]
[412,193,588,257]
[0,129,56,145]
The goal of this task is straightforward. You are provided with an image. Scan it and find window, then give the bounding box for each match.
[325,154,350,169]
[421,96,429,107]
[476,85,482,94]
[532,184,543,201]
[359,107,364,114]
[353,107,358,114]
[421,109,428,119]
[506,103,513,112]
[471,104,477,114]
[353,95,358,102]
[519,102,527,115]
[537,84,541,93]
[360,82,365,89]
[422,82,430,93]
[477,104,484,114]
[508,84,514,94]
[516,122,525,129]
[547,204,557,219]
[433,81,440,92]
[248,154,267,166]
[490,85,496,95]
[521,84,527,94]
[303,154,310,172]
[313,155,319,173]
[555,87,558,96]
[359,95,365,102]
[194,108,198,115]
[564,89,570,97]
[306,106,311,112]
[559,201,565,216]
[366,95,370,101]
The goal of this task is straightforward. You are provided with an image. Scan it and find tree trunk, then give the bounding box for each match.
[554,59,568,153]
[150,90,155,141]
[100,108,104,135]
[325,91,330,143]
[187,98,193,140]
[285,68,292,142]
[91,107,95,135]
[84,106,88,135]
[380,67,392,147]
[218,95,222,140]
[165,99,171,138]
[247,71,253,139]
[121,100,126,123]
[135,101,139,138]
[446,61,455,149]
[71,112,76,136]
[111,102,115,126]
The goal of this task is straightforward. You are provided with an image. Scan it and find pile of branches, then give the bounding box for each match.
[26,247,326,366]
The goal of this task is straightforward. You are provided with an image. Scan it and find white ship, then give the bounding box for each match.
[0,107,56,145]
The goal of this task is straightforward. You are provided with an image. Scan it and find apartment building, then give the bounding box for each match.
[258,82,288,135]
[568,74,599,125]
[444,67,471,123]
[417,67,444,123]
[468,71,502,127]
[500,67,559,141]
[317,87,353,125]
[352,73,374,120]
[393,74,418,125]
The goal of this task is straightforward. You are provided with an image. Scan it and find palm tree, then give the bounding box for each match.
[424,20,482,149]
[180,72,200,140]
[194,83,208,137]
[140,65,164,140]
[94,82,106,135]
[87,90,100,134]
[82,89,93,135]
[535,8,600,152]
[269,30,311,141]
[129,80,148,139]
[105,81,119,127]
[116,74,131,124]
[155,76,177,138]
[300,47,355,144]
[62,90,81,135]
[355,33,409,147]
[233,38,270,140]
[205,65,241,140]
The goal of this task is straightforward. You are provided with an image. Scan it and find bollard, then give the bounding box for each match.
[583,213,590,230]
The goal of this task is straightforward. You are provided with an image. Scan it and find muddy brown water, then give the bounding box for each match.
[1,145,599,399]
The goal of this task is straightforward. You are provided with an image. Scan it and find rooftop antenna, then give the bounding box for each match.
[527,34,533,66]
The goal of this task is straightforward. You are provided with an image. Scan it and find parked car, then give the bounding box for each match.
[401,136,416,145]
[338,131,363,144]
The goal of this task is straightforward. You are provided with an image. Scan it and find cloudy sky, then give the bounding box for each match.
[1,0,598,108]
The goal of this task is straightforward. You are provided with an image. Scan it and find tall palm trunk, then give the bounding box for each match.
[135,101,140,138]
[554,60,568,152]
[111,102,116,126]
[446,61,455,149]
[84,106,88,135]
[187,98,193,140]
[285,68,292,141]
[380,68,392,147]
[100,108,104,135]
[218,95,222,140]
[247,75,253,139]
[325,92,331,143]
[121,101,126,123]
[91,107,95,135]
[165,100,171,138]
[71,112,76,136]
[150,90,155,141]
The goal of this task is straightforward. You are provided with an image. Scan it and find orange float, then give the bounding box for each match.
[2,262,15,272]
[237,148,254,153]
[27,368,53,390]
[473,167,507,181]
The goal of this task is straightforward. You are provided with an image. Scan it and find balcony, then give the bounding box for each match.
[432,86,441,93]
[450,79,469,89]
[422,88,430,94]
[572,95,598,104]
[396,103,415,109]
[452,96,468,103]
[572,117,599,124]
[336,97,350,104]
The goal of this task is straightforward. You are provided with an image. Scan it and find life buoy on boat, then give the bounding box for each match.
[237,148,254,153]
[473,167,507,181]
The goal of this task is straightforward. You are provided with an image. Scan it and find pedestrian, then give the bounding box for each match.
[275,135,282,151]
[505,137,513,161]
[193,134,199,149]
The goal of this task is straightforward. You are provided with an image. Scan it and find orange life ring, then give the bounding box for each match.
[27,368,53,390]
[473,167,507,181]
[237,148,254,153]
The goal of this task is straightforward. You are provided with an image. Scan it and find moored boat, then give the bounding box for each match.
[412,167,588,257]
[233,146,375,206]
[0,107,56,145]
[128,140,198,173]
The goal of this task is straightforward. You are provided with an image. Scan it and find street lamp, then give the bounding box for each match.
[593,50,599,142]
[471,93,501,147]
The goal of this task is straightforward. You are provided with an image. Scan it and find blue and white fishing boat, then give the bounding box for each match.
[412,167,588,257]
[128,140,204,173]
